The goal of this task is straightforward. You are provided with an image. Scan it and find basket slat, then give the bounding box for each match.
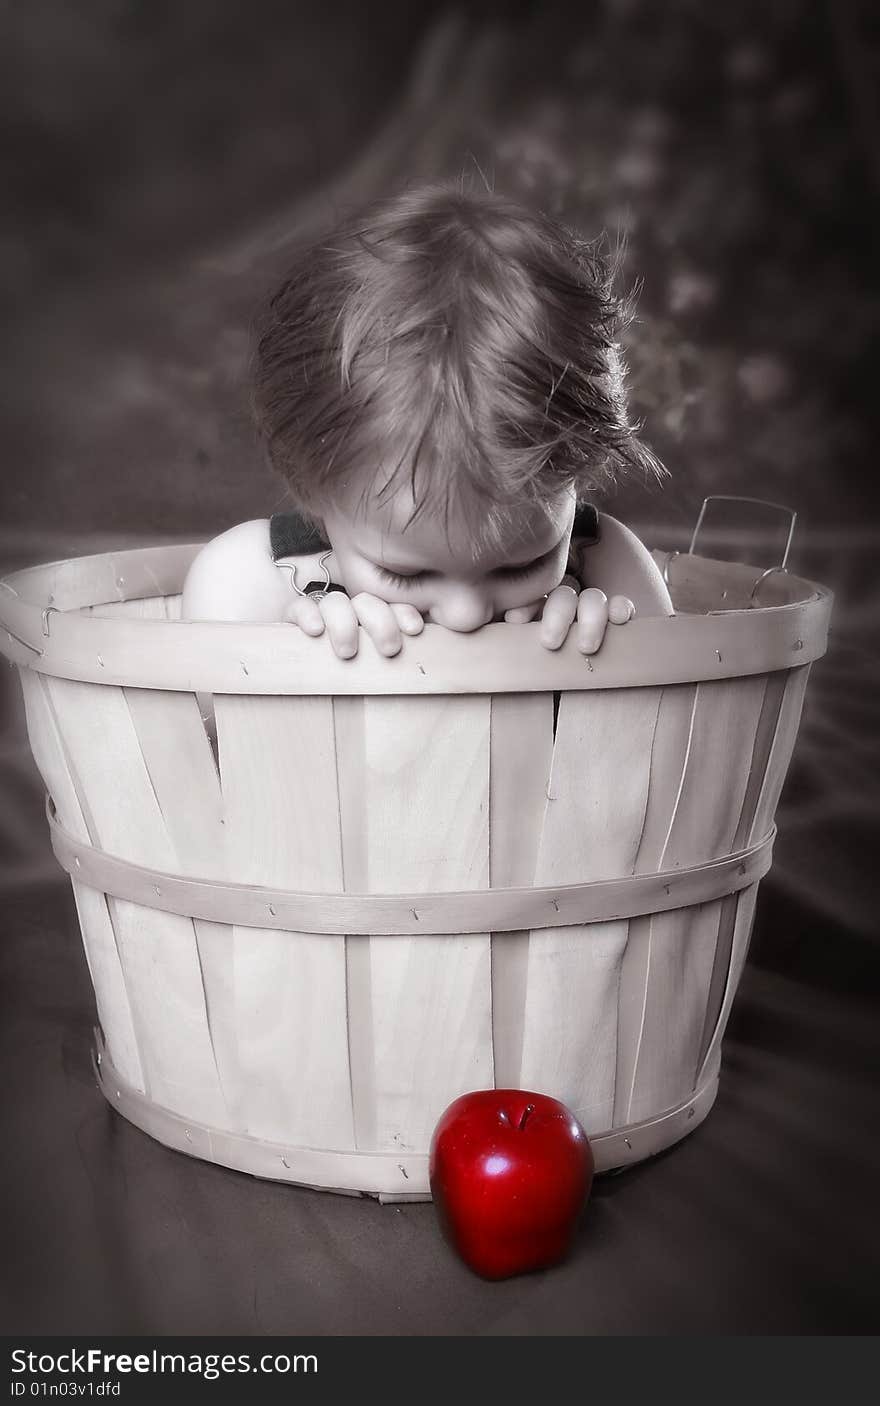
[337,696,492,1152]
[333,697,376,1151]
[488,693,555,1087]
[18,668,146,1095]
[696,880,761,1087]
[694,893,739,1077]
[617,901,724,1124]
[122,685,238,1123]
[693,671,790,1072]
[750,664,811,841]
[615,683,702,1123]
[520,688,662,1132]
[213,694,354,1149]
[730,671,789,846]
[614,675,769,1123]
[664,676,771,867]
[43,676,227,1123]
[690,666,809,1088]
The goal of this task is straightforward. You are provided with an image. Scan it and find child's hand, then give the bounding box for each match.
[284,590,424,659]
[505,580,635,654]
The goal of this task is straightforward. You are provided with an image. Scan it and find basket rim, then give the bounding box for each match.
[0,541,833,693]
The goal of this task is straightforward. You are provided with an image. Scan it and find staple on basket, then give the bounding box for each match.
[0,541,832,1200]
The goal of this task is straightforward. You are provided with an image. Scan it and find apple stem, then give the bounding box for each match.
[518,1104,535,1131]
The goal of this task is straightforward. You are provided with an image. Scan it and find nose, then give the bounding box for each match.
[427,584,493,632]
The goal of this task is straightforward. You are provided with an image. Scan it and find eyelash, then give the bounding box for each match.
[375,560,544,590]
[375,567,427,589]
[499,561,545,583]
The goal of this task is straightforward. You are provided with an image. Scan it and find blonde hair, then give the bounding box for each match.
[252,179,664,545]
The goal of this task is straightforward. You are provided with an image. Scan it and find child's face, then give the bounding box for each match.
[323,482,576,632]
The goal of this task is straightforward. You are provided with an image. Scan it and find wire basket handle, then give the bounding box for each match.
[664,495,799,600]
[693,495,798,602]
[688,495,797,567]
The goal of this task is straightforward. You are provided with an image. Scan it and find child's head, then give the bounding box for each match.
[252,179,662,624]
[320,483,576,632]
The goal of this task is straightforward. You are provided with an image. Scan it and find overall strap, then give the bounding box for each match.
[566,501,600,582]
[572,501,600,543]
[269,511,330,561]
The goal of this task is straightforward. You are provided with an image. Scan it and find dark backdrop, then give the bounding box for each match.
[2,0,878,543]
[1,0,878,1338]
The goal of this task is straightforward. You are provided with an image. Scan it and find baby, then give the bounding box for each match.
[182,181,673,649]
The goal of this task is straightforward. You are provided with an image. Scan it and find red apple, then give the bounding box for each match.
[429,1089,593,1280]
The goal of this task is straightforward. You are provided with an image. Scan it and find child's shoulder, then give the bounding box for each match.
[185,518,274,579]
[181,518,287,621]
[197,517,274,557]
[577,510,674,617]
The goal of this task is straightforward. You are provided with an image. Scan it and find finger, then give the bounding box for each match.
[608,595,635,625]
[504,600,543,624]
[391,603,425,636]
[576,587,609,654]
[319,592,360,659]
[351,593,403,657]
[539,584,579,650]
[284,594,325,637]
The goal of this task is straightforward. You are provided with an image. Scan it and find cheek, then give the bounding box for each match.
[333,553,379,598]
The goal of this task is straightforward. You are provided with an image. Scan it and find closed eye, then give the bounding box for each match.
[494,547,558,581]
[372,543,560,590]
[374,566,429,589]
[496,559,543,582]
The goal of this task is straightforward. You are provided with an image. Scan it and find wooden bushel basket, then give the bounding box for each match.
[0,529,832,1200]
